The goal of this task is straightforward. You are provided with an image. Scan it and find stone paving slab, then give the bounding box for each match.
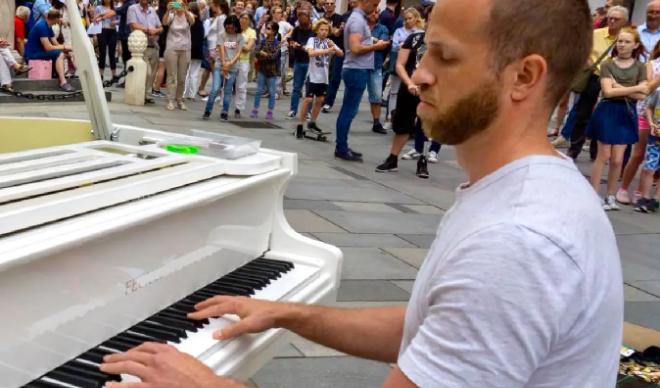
[392,280,415,293]
[630,281,660,298]
[311,232,416,248]
[617,235,660,282]
[381,248,429,269]
[288,334,346,357]
[337,280,411,302]
[283,209,345,233]
[315,210,441,235]
[402,204,445,215]
[340,248,418,280]
[396,234,438,248]
[624,285,660,302]
[252,357,391,388]
[332,201,402,214]
[283,199,342,211]
[624,302,660,331]
[286,177,423,204]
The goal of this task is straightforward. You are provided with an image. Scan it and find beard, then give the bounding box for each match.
[420,80,500,146]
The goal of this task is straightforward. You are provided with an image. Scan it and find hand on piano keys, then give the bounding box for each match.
[100,342,247,388]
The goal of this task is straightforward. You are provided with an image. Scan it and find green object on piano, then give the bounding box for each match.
[165,144,199,154]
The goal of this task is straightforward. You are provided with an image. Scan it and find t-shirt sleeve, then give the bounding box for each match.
[401,33,415,50]
[217,32,226,45]
[305,37,315,50]
[16,21,25,40]
[638,61,648,82]
[126,6,137,25]
[647,90,659,111]
[600,60,613,79]
[345,15,361,36]
[397,224,583,387]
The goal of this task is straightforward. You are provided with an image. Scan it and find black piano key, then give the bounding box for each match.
[257,257,294,268]
[71,360,121,382]
[162,306,209,325]
[45,369,104,388]
[58,362,116,384]
[148,314,199,332]
[237,268,281,280]
[205,283,254,296]
[110,334,145,347]
[190,289,222,299]
[254,258,294,271]
[224,273,267,288]
[24,380,66,388]
[225,273,269,288]
[101,339,135,352]
[156,310,206,327]
[212,280,257,294]
[118,331,166,344]
[244,262,288,274]
[241,263,283,275]
[130,324,181,343]
[138,321,188,339]
[78,348,115,364]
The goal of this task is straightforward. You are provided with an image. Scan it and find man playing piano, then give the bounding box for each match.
[102,0,623,386]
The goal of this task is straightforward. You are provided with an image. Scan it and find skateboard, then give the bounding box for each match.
[295,125,331,142]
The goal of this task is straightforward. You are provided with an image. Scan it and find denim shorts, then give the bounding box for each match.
[367,68,383,104]
[644,139,660,171]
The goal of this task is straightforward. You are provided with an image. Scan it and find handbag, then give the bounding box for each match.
[570,41,616,93]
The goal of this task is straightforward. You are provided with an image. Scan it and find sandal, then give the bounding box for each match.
[0,84,14,93]
[13,64,30,75]
[198,91,209,97]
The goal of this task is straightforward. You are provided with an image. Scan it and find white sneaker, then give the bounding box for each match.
[321,104,331,113]
[401,149,420,160]
[287,110,296,118]
[428,151,438,163]
[601,197,611,211]
[383,122,392,131]
[607,195,620,211]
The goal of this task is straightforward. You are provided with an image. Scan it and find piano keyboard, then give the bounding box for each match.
[22,257,317,388]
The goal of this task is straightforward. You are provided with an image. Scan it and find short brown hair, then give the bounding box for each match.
[487,0,593,106]
[46,8,62,20]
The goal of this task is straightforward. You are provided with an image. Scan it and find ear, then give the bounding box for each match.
[509,54,547,103]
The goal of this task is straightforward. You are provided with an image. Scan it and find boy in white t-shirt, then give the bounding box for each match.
[296,19,343,137]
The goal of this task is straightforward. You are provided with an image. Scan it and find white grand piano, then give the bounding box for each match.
[0,1,342,387]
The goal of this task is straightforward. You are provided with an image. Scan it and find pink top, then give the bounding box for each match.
[166,13,191,51]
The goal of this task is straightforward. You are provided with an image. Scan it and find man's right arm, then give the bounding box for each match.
[188,297,406,363]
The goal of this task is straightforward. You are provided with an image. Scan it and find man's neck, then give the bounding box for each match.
[454,109,559,185]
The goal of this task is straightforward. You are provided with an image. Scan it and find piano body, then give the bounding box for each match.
[0,1,342,387]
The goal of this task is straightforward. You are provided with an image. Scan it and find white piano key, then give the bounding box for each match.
[171,263,319,359]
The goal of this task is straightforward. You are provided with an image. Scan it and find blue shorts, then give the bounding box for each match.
[367,68,382,104]
[644,139,660,171]
[27,49,62,61]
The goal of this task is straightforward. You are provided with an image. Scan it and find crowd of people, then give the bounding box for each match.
[549,0,660,213]
[4,0,660,208]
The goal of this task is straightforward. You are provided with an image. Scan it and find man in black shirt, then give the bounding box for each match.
[287,10,313,117]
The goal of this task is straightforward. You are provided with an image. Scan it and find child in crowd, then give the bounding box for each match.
[635,89,660,213]
[617,39,660,204]
[251,21,280,119]
[587,27,649,211]
[203,15,244,120]
[296,19,343,137]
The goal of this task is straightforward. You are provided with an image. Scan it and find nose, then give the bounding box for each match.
[411,56,434,89]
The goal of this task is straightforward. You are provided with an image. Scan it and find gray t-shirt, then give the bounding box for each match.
[306,37,331,84]
[600,59,647,101]
[218,32,245,72]
[342,8,373,69]
[398,155,623,388]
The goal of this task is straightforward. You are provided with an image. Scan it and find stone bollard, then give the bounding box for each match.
[124,30,148,106]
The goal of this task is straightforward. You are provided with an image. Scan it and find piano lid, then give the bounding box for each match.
[0,141,282,237]
[65,0,114,141]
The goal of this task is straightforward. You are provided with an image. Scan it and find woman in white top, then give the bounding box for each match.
[616,40,660,204]
[198,0,228,97]
[386,8,424,121]
[162,0,194,111]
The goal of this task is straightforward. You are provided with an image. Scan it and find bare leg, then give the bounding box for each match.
[311,95,324,122]
[620,129,649,191]
[591,142,612,194]
[199,68,211,96]
[390,134,409,156]
[55,53,66,85]
[607,145,626,196]
[299,96,312,125]
[370,103,381,123]
[153,60,165,92]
